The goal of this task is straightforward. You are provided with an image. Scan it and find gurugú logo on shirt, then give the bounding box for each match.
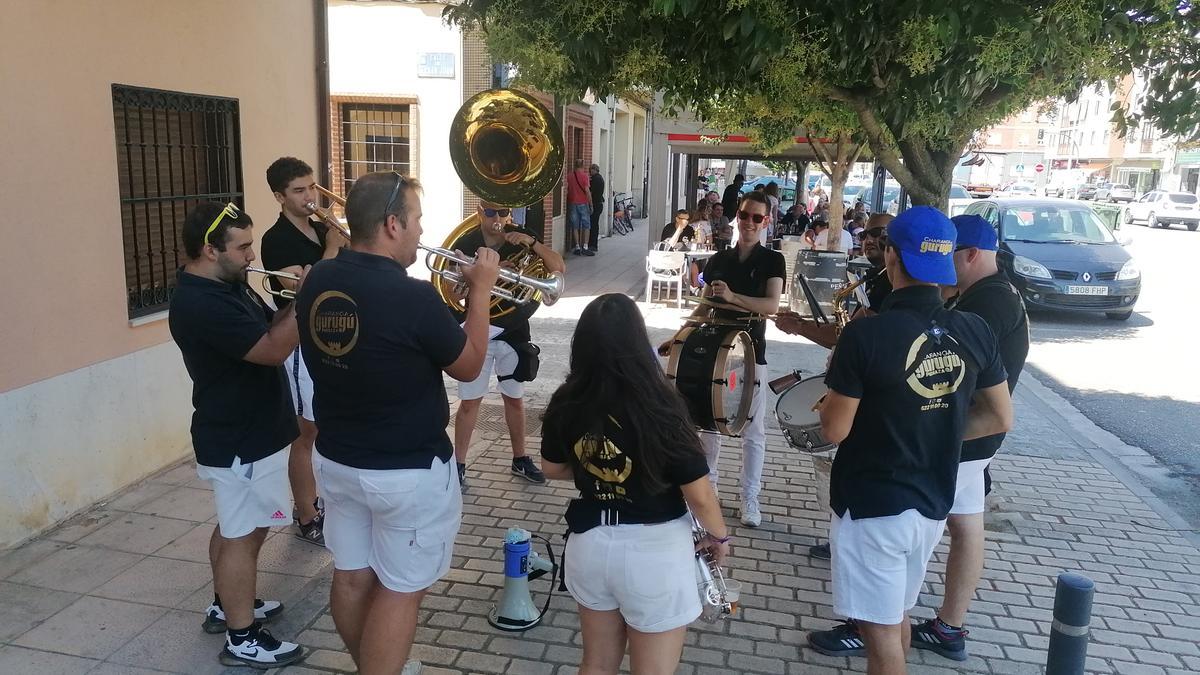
[309,291,360,358]
[904,331,966,405]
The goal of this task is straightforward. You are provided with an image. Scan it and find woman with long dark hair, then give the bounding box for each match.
[540,293,729,675]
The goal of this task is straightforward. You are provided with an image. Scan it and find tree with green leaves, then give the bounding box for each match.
[447,0,1197,216]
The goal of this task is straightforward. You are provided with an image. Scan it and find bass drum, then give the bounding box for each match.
[665,325,757,436]
[774,375,836,453]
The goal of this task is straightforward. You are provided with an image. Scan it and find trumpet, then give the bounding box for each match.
[420,244,563,306]
[248,266,300,300]
[305,184,352,241]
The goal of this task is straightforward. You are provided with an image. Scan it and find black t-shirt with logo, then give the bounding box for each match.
[947,272,1030,462]
[825,285,1008,520]
[296,248,466,470]
[168,271,299,468]
[260,213,328,309]
[541,413,710,533]
[864,266,893,311]
[450,225,543,344]
[702,245,787,365]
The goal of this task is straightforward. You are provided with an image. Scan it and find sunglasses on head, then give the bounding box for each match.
[737,210,766,224]
[863,227,887,239]
[483,208,511,218]
[204,202,240,245]
[381,172,407,224]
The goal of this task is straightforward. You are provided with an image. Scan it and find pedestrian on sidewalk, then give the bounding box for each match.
[660,191,785,527]
[806,207,1014,674]
[168,202,305,669]
[588,163,605,253]
[721,173,745,216]
[910,214,1030,662]
[452,198,565,490]
[261,156,343,548]
[567,159,595,256]
[541,293,729,675]
[296,172,500,674]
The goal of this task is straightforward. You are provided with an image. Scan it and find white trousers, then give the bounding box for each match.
[700,365,767,501]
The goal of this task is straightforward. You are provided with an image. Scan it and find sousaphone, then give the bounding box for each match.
[431,89,566,319]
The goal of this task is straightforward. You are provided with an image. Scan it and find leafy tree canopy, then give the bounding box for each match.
[447,0,1197,207]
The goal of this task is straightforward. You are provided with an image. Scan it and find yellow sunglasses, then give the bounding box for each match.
[203,202,240,245]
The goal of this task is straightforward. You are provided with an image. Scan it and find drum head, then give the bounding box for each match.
[712,330,756,436]
[774,375,836,453]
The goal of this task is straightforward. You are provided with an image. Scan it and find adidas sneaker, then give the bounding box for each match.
[808,619,867,657]
[220,622,304,669]
[202,599,283,634]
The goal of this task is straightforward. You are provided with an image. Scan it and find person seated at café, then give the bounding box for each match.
[659,209,696,249]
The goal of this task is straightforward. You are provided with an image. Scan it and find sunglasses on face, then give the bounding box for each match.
[204,202,240,244]
[483,208,511,218]
[737,210,766,224]
[862,228,887,239]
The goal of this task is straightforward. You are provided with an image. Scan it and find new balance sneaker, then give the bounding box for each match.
[220,623,304,669]
[808,620,867,657]
[202,599,284,634]
[911,617,969,661]
[457,462,469,493]
[511,456,546,484]
[740,497,762,527]
[294,510,325,547]
[808,542,831,560]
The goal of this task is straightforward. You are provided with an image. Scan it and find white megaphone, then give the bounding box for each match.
[488,527,555,631]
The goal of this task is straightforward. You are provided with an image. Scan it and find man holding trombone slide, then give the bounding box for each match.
[295,171,499,674]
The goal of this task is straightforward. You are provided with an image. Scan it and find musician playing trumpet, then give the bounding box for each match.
[451,198,565,491]
[259,157,349,548]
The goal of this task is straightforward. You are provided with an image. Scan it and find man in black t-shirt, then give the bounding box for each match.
[452,199,565,491]
[911,214,1030,661]
[721,173,745,216]
[806,207,1013,674]
[169,202,304,669]
[259,156,348,548]
[660,192,785,528]
[659,209,695,247]
[296,172,499,674]
[587,163,605,252]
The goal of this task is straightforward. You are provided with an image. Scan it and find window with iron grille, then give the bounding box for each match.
[340,103,413,195]
[112,85,244,319]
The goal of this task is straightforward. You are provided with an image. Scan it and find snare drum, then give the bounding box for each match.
[774,375,836,453]
[665,325,758,435]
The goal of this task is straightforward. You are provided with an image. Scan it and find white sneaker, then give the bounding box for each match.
[220,624,304,669]
[202,599,283,634]
[740,498,762,527]
[402,659,423,674]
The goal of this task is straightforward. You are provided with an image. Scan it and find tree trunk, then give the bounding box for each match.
[807,132,865,251]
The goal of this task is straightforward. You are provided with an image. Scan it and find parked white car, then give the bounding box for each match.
[947,184,975,215]
[1124,190,1200,231]
[1095,183,1136,203]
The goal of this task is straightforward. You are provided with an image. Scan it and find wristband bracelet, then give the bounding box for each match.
[709,534,732,544]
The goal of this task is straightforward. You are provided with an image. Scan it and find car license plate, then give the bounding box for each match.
[1066,285,1108,295]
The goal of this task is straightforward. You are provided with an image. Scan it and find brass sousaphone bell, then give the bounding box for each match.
[430,89,566,319]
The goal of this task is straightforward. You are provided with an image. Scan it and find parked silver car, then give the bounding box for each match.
[1094,183,1135,203]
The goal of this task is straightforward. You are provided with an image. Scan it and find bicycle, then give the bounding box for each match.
[611,192,635,235]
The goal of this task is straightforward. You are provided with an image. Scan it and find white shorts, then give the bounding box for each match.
[196,449,292,539]
[564,515,701,633]
[457,339,523,400]
[950,458,993,515]
[285,347,314,422]
[830,509,946,625]
[313,451,461,593]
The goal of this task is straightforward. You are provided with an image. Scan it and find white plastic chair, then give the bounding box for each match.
[645,251,687,308]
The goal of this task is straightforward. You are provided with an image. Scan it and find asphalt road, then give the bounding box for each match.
[1022,216,1200,529]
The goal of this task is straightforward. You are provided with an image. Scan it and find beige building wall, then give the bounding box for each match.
[327,0,466,260]
[0,0,320,548]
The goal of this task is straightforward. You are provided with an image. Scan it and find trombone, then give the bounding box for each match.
[248,266,300,300]
[306,184,352,240]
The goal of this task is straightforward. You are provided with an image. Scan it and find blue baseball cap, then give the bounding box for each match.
[887,206,957,285]
[951,214,998,251]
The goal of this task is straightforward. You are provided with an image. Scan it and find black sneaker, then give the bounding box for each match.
[808,619,866,657]
[808,542,831,560]
[582,248,596,256]
[511,456,546,484]
[220,622,304,669]
[457,462,469,493]
[294,510,325,547]
[912,617,969,661]
[202,599,284,634]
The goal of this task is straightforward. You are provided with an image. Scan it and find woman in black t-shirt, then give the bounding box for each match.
[541,293,729,674]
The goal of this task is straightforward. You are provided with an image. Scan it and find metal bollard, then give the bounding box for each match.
[1045,572,1095,675]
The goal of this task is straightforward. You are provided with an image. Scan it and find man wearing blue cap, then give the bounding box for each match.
[911,214,1030,661]
[806,206,1014,674]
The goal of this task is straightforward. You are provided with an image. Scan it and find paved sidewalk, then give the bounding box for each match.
[3,224,1199,675]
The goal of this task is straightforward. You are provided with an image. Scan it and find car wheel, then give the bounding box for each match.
[1188,222,1198,232]
[1124,209,1133,224]
[1105,310,1133,321]
[1148,212,1158,228]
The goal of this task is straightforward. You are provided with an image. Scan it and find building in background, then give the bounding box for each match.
[0,0,323,549]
